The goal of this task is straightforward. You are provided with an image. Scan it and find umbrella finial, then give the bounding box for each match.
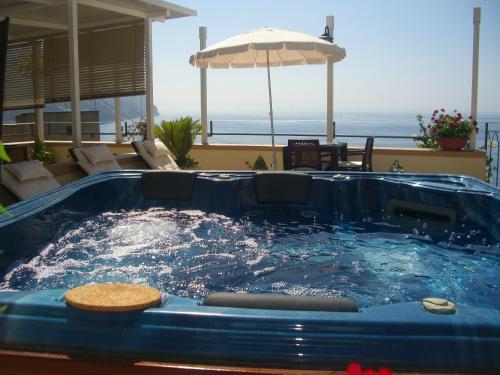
[319,26,333,43]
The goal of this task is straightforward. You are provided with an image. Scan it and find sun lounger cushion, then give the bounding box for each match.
[143,140,171,158]
[72,146,121,175]
[1,161,60,200]
[3,160,52,182]
[81,145,115,165]
[133,141,179,170]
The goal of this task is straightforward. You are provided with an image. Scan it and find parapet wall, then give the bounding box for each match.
[6,141,487,180]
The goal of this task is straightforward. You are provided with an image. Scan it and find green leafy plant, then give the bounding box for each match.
[252,155,268,170]
[414,109,477,148]
[415,114,438,149]
[0,142,12,216]
[30,138,54,164]
[245,155,269,170]
[154,117,201,168]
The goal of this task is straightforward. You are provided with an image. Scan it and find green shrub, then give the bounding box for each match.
[252,155,268,170]
[30,138,54,164]
[154,117,201,168]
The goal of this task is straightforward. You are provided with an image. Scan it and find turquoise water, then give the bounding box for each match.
[2,207,498,309]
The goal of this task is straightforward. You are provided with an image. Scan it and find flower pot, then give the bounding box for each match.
[437,137,468,151]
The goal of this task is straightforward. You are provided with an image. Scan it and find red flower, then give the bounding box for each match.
[427,124,431,129]
[457,112,462,118]
[379,369,393,375]
[347,363,362,375]
[433,110,438,115]
[346,363,393,375]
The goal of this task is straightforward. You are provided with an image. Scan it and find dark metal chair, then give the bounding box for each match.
[286,139,322,170]
[337,136,374,172]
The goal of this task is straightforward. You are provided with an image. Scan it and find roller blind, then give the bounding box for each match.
[2,38,45,110]
[3,21,146,110]
[44,21,146,103]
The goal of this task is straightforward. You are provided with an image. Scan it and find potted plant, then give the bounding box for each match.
[415,109,477,151]
[154,117,201,168]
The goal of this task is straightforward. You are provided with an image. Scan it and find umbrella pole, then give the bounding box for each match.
[266,50,277,170]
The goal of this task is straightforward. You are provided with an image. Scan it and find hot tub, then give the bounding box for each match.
[0,170,499,372]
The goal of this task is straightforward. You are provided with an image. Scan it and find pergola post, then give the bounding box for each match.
[67,0,81,147]
[199,26,208,145]
[114,97,122,143]
[470,7,481,151]
[145,17,154,141]
[326,15,334,144]
[35,107,44,140]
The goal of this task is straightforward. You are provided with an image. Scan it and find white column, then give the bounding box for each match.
[67,0,81,147]
[114,97,122,143]
[145,18,154,140]
[470,7,481,151]
[35,107,44,140]
[326,15,334,144]
[199,26,208,145]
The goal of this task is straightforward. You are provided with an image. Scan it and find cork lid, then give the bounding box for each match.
[65,283,162,312]
[422,297,456,314]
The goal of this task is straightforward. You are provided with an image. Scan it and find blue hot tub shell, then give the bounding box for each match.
[0,171,499,371]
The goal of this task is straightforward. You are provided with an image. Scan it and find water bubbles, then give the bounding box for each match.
[1,207,498,310]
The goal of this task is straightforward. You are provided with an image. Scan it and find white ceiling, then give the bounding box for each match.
[0,0,196,41]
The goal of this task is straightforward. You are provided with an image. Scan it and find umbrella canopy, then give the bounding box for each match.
[190,27,346,68]
[189,27,346,170]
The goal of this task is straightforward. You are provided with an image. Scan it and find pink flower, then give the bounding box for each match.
[441,108,445,112]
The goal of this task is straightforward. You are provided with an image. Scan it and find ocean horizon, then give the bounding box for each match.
[100,111,500,148]
[162,111,500,148]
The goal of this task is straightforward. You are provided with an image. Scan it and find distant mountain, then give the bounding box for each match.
[2,96,159,123]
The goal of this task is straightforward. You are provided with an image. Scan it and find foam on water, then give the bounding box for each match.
[1,207,498,308]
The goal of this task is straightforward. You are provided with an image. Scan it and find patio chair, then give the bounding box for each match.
[132,140,180,170]
[69,144,121,175]
[337,136,374,172]
[287,139,322,170]
[1,160,60,200]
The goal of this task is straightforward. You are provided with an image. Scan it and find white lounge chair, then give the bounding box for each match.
[69,145,122,175]
[1,160,60,200]
[132,140,180,170]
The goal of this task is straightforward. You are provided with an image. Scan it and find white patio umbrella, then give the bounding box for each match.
[189,27,346,170]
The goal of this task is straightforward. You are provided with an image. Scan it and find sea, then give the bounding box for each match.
[101,112,500,149]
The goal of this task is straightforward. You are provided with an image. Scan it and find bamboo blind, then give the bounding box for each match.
[2,21,146,111]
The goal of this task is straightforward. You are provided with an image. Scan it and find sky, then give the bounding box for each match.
[151,0,500,118]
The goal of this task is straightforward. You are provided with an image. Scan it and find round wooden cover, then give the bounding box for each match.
[422,297,456,314]
[65,283,162,312]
